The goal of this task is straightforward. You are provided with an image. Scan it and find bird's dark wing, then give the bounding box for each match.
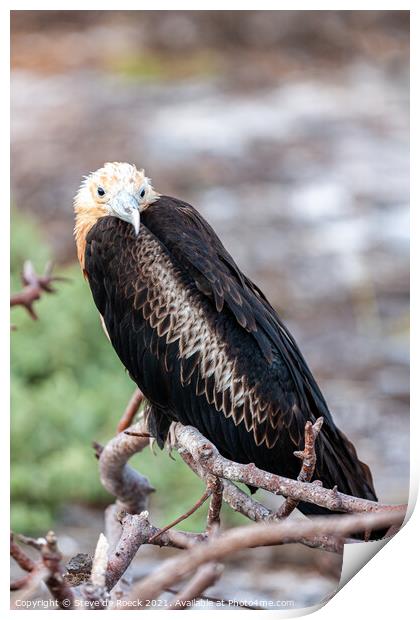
[141,199,377,502]
[142,197,333,424]
[85,206,378,506]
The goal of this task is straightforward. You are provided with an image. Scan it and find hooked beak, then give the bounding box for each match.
[109,190,140,235]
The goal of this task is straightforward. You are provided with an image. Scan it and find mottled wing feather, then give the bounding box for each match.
[141,199,336,441]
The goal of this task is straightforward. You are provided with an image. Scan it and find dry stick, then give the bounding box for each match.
[116,388,144,434]
[168,563,224,610]
[81,533,110,608]
[15,533,45,551]
[149,487,212,543]
[39,531,75,610]
[10,532,36,573]
[10,261,68,320]
[104,505,134,603]
[98,417,405,597]
[96,423,155,515]
[131,510,405,605]
[169,481,225,610]
[11,531,74,609]
[10,567,49,609]
[206,475,224,532]
[96,417,155,597]
[277,417,324,518]
[181,448,345,554]
[95,418,205,593]
[174,424,406,515]
[96,417,200,594]
[106,511,207,592]
[180,450,273,523]
[10,575,32,591]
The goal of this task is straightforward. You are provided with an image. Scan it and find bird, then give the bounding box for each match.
[74,162,380,531]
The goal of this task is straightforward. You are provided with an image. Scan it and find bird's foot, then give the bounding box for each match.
[165,422,179,461]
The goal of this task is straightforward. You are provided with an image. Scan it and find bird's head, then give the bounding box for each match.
[74,162,159,269]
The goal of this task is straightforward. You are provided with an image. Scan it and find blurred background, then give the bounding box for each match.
[11,10,409,608]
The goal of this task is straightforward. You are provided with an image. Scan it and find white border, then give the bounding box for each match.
[3,2,416,618]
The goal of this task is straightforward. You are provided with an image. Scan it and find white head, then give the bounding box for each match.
[74,162,159,269]
[74,162,158,235]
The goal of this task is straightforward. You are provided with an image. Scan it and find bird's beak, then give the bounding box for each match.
[109,190,141,236]
[131,208,140,236]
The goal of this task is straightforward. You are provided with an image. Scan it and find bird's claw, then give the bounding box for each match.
[165,422,179,460]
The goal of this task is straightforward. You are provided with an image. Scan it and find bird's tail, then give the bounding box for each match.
[299,425,387,540]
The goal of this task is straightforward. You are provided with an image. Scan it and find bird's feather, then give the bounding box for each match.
[84,196,378,512]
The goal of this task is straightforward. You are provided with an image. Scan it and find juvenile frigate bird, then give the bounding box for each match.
[74,162,379,524]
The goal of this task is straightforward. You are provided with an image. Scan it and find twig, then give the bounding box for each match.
[10,532,36,572]
[174,424,405,516]
[116,388,144,434]
[10,575,32,591]
[277,417,324,518]
[11,530,74,609]
[15,533,44,551]
[131,510,405,605]
[206,475,224,533]
[10,261,68,320]
[149,486,212,543]
[39,531,75,609]
[95,418,155,515]
[71,416,406,601]
[105,510,207,592]
[10,567,49,608]
[81,533,110,608]
[168,563,223,610]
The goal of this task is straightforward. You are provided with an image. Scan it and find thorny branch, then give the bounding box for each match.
[10,531,74,609]
[10,261,68,320]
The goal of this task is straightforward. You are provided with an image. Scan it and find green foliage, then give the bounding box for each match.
[11,211,248,534]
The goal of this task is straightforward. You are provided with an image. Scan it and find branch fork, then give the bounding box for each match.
[10,261,68,321]
[11,391,407,609]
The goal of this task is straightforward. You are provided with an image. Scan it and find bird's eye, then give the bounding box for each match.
[140,188,146,198]
[97,186,106,197]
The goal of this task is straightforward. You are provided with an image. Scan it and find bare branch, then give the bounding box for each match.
[206,475,224,533]
[39,531,75,609]
[168,563,223,610]
[10,575,32,592]
[10,567,49,608]
[174,423,405,516]
[10,261,68,320]
[149,486,211,543]
[105,510,207,592]
[277,417,324,518]
[96,417,155,514]
[10,532,36,573]
[81,533,110,608]
[131,510,405,605]
[11,530,74,609]
[175,425,399,553]
[116,388,144,434]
